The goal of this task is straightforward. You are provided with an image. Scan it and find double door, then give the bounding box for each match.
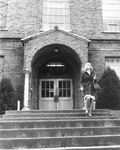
[39,79,73,110]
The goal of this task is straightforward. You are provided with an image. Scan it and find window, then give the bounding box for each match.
[59,81,71,97]
[41,79,72,98]
[0,0,7,29]
[105,57,120,78]
[102,0,120,32]
[41,81,54,98]
[46,62,65,67]
[42,0,70,31]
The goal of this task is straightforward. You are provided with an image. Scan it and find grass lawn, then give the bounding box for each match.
[111,110,120,119]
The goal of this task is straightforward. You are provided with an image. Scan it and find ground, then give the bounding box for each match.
[111,110,120,119]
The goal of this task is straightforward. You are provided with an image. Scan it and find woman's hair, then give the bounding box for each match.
[85,62,93,71]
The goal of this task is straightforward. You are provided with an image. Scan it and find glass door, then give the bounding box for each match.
[39,79,73,110]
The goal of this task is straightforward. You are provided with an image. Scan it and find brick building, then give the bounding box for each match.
[0,0,120,110]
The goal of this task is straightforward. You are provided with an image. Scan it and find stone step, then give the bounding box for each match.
[0,135,120,149]
[2,112,110,119]
[2,147,120,150]
[0,109,118,149]
[0,116,110,121]
[0,119,120,129]
[8,145,120,150]
[0,126,120,138]
[2,109,111,120]
[4,145,120,150]
[5,109,110,115]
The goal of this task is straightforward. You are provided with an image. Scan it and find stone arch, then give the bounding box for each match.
[22,29,89,110]
[24,32,88,71]
[30,44,83,109]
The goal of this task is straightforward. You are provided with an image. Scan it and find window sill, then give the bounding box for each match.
[41,27,72,32]
[102,31,120,34]
[0,28,8,31]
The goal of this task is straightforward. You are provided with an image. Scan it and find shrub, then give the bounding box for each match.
[96,67,120,110]
[0,78,17,111]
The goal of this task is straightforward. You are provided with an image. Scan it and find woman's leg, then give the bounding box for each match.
[88,96,95,116]
[88,99,93,116]
[84,95,90,115]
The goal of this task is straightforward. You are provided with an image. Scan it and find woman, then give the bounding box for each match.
[80,63,96,117]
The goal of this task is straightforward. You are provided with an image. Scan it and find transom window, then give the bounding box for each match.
[39,61,73,77]
[42,0,70,31]
[105,57,120,78]
[102,0,120,32]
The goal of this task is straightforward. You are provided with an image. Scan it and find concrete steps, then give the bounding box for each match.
[0,109,120,149]
[0,116,110,121]
[2,146,120,150]
[0,126,120,138]
[1,109,110,120]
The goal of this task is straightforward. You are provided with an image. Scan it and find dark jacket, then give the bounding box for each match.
[81,71,95,95]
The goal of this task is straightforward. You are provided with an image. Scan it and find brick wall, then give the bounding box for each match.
[0,0,120,109]
[89,40,120,79]
[0,0,120,40]
[0,38,24,107]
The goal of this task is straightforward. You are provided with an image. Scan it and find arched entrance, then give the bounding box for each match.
[22,28,89,110]
[39,61,73,110]
[31,44,81,110]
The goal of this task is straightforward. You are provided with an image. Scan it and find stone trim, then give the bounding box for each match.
[21,27,90,43]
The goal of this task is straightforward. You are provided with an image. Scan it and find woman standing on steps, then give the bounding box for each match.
[80,62,97,117]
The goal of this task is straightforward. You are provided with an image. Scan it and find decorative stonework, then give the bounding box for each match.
[22,29,89,71]
[21,29,90,109]
[1,38,22,49]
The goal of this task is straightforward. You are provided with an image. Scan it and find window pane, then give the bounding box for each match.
[50,81,54,89]
[50,92,54,97]
[63,81,66,88]
[46,90,49,97]
[59,89,62,97]
[59,81,62,88]
[65,9,70,16]
[42,15,48,23]
[54,8,59,15]
[58,9,64,15]
[58,17,64,23]
[49,16,55,23]
[103,24,108,31]
[42,90,45,97]
[102,0,120,32]
[63,89,66,97]
[42,0,70,30]
[46,81,49,88]
[49,8,54,15]
[42,81,45,89]
[54,16,59,23]
[67,89,70,97]
[67,81,70,88]
[65,2,70,8]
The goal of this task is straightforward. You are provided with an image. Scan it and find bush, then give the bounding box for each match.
[96,67,120,110]
[0,78,17,111]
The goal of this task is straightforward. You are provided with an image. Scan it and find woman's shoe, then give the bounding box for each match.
[85,110,88,116]
[88,113,92,117]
